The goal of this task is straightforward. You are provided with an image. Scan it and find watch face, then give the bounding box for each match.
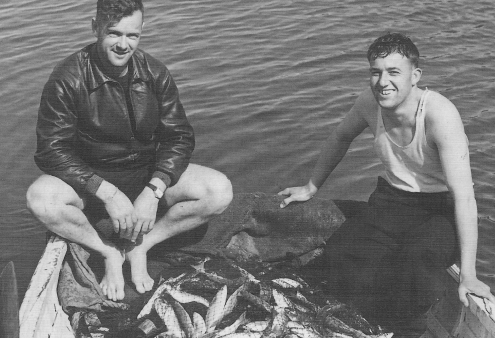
[155,189,163,199]
[147,183,163,198]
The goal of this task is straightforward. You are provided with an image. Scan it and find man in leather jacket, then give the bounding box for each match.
[26,0,233,301]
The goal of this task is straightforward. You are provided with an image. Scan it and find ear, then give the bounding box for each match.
[411,67,422,86]
[91,18,99,38]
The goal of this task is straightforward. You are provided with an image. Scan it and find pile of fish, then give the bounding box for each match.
[129,258,393,338]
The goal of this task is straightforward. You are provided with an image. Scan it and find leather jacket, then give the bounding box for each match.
[34,43,195,194]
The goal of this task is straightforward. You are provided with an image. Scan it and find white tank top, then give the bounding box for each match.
[373,89,449,192]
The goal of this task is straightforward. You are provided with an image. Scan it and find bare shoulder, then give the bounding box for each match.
[425,90,461,122]
[425,90,466,146]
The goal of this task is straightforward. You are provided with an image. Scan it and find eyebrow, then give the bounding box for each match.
[369,66,402,71]
[106,28,141,36]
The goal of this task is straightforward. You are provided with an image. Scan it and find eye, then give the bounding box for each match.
[106,30,121,38]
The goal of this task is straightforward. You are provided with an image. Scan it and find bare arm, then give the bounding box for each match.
[429,93,495,305]
[279,90,370,207]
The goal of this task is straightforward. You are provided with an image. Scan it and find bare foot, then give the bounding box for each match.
[126,245,154,293]
[99,247,126,301]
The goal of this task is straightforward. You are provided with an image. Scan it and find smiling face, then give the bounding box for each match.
[369,53,422,111]
[92,10,143,76]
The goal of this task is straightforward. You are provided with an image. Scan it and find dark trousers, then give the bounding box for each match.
[324,177,457,323]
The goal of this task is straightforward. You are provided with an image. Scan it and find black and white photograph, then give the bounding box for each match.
[1,1,495,337]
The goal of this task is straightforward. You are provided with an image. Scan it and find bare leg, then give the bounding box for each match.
[126,164,233,293]
[26,175,126,301]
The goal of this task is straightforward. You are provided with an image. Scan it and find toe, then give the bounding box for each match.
[100,282,108,296]
[117,288,125,300]
[136,282,146,294]
[108,287,116,301]
[145,279,154,291]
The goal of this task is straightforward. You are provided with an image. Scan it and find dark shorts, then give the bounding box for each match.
[83,165,165,236]
[323,177,457,322]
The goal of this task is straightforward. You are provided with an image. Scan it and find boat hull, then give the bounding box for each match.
[19,235,495,338]
[19,236,73,338]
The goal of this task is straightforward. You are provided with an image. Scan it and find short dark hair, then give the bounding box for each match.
[96,0,144,26]
[367,33,420,68]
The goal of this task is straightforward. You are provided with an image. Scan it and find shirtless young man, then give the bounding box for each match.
[26,0,232,302]
[279,33,494,326]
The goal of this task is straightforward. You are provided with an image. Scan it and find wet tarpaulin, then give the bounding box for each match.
[179,192,346,262]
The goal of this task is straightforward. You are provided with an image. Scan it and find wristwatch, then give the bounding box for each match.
[146,183,164,199]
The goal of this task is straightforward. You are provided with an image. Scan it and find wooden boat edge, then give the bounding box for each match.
[0,261,19,338]
[19,235,495,338]
[19,235,73,338]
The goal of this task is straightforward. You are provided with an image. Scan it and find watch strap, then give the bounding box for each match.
[146,183,163,199]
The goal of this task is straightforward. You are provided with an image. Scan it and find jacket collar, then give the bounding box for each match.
[87,43,151,90]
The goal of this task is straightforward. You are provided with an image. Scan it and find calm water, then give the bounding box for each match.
[2,0,495,298]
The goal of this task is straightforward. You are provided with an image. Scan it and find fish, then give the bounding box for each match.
[322,315,368,338]
[172,300,195,338]
[242,321,269,332]
[138,272,187,319]
[205,285,228,332]
[318,302,373,334]
[289,326,323,338]
[166,285,210,307]
[192,260,250,288]
[239,290,271,313]
[285,308,314,323]
[154,297,186,338]
[228,261,260,283]
[286,321,305,330]
[271,278,303,289]
[328,332,353,338]
[290,301,312,314]
[292,291,319,312]
[272,289,292,308]
[196,331,221,338]
[192,312,207,338]
[180,275,225,292]
[217,333,262,338]
[263,306,289,338]
[224,283,248,317]
[272,289,311,314]
[216,311,247,337]
[259,284,272,303]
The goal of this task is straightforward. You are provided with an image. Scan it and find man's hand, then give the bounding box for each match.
[458,275,495,307]
[132,188,159,242]
[278,181,318,208]
[96,181,135,239]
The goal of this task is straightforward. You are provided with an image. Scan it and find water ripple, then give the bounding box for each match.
[3,0,495,292]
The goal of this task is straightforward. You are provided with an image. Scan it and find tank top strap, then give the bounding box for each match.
[415,88,430,140]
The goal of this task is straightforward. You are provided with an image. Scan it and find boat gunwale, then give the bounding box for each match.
[19,235,73,338]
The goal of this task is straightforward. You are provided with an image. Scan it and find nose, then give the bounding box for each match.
[116,35,128,50]
[378,72,389,87]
